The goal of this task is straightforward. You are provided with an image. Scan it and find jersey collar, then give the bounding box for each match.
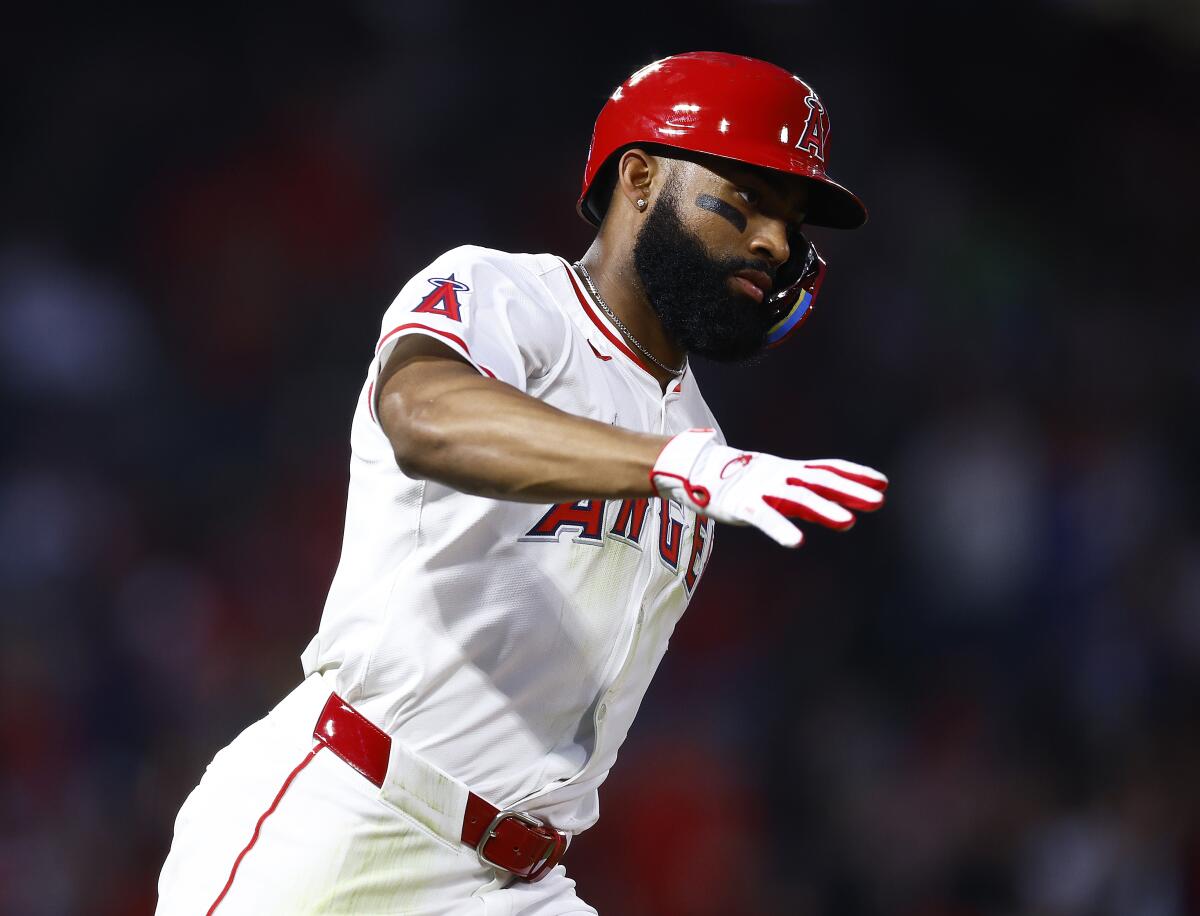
[557,257,688,392]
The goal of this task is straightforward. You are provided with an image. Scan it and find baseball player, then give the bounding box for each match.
[157,51,887,914]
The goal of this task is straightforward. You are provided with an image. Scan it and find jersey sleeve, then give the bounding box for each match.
[366,246,567,422]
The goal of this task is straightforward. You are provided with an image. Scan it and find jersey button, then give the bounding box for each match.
[597,703,608,721]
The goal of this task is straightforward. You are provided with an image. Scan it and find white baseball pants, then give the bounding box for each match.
[156,672,597,915]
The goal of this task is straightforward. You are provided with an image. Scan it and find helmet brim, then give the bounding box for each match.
[801,173,868,230]
[577,147,868,230]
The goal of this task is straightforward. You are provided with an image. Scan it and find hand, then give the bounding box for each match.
[650,428,888,547]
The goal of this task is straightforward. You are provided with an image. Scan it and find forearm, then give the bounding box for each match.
[379,355,668,502]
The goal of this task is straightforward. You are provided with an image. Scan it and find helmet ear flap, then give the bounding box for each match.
[582,157,619,225]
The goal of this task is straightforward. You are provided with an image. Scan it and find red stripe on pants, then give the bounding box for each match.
[206,744,325,914]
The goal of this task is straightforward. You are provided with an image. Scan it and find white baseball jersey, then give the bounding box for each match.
[299,245,724,835]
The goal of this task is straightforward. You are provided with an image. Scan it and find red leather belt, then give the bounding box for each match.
[313,693,567,883]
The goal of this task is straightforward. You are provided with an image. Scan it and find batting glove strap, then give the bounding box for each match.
[650,428,888,548]
[649,428,720,510]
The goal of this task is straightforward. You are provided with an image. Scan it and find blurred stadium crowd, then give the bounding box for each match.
[2,4,1198,914]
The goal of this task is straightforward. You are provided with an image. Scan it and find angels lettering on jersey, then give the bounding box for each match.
[522,497,715,596]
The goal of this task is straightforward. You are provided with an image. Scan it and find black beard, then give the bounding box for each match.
[632,189,776,363]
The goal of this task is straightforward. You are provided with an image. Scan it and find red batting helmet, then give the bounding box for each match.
[578,51,867,230]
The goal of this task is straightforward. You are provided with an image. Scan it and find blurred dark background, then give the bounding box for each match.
[2,2,1199,914]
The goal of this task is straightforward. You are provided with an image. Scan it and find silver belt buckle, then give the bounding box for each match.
[475,809,545,873]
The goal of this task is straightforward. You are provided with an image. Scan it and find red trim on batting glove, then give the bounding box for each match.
[788,478,884,512]
[804,463,889,492]
[762,495,855,531]
[650,471,711,508]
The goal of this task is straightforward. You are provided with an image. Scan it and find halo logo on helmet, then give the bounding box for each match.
[796,88,829,162]
[578,51,868,347]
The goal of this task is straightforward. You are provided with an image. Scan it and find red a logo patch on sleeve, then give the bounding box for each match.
[413,275,470,322]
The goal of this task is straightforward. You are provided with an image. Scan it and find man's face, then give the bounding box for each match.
[632,155,810,362]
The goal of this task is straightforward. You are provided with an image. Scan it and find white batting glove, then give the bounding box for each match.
[650,428,888,548]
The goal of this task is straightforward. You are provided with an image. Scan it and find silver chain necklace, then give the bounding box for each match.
[573,262,686,376]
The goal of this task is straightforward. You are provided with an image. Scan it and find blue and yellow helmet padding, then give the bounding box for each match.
[766,288,815,348]
[764,246,826,348]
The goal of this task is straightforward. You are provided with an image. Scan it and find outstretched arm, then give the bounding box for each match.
[377,334,888,546]
[378,335,667,502]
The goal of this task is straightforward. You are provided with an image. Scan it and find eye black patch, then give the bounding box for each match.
[694,193,747,232]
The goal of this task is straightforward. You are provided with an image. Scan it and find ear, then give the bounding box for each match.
[615,148,660,215]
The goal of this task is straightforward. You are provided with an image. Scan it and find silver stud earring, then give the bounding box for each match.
[636,198,647,210]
